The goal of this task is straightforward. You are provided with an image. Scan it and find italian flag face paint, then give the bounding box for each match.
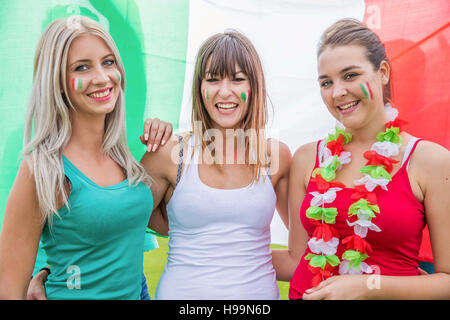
[203,88,209,100]
[241,90,250,103]
[114,69,121,84]
[360,82,373,100]
[71,78,83,91]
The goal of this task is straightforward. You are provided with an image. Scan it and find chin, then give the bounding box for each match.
[341,118,368,131]
[210,116,242,130]
[217,123,240,131]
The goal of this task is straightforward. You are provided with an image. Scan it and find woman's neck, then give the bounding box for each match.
[65,111,106,157]
[346,110,389,145]
[204,125,252,165]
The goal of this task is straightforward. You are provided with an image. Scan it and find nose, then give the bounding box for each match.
[91,65,110,85]
[218,78,233,97]
[332,81,347,99]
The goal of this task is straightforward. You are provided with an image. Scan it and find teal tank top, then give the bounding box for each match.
[41,155,153,300]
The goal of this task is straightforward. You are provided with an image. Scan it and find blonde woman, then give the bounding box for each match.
[139,30,291,300]
[0,17,169,299]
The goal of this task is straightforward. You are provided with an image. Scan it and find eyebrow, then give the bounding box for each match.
[69,53,114,68]
[205,70,245,77]
[318,65,362,80]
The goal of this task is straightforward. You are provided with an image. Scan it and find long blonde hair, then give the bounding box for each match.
[23,16,152,224]
[191,30,269,181]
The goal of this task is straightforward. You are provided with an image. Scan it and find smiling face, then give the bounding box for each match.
[201,60,251,130]
[65,34,121,118]
[318,44,390,130]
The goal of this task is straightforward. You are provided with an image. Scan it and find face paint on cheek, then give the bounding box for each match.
[71,78,83,91]
[241,90,250,103]
[360,82,373,100]
[114,70,121,85]
[203,88,209,101]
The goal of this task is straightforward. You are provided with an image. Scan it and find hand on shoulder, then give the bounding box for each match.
[141,134,180,165]
[140,132,191,184]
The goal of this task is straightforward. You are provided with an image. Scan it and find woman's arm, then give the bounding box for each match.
[141,135,180,233]
[271,143,315,281]
[269,139,292,227]
[27,266,49,300]
[147,200,169,236]
[303,141,450,299]
[0,158,44,299]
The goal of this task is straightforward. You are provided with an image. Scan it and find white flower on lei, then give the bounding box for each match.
[347,219,381,238]
[308,237,339,255]
[384,102,399,122]
[354,174,390,192]
[356,209,374,221]
[320,147,351,169]
[370,141,400,158]
[310,188,343,207]
[339,260,373,275]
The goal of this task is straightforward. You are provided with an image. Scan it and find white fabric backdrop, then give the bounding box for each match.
[178,0,366,245]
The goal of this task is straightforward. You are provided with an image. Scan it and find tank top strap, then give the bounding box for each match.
[267,161,272,182]
[62,155,81,189]
[174,134,198,189]
[175,135,184,186]
[401,137,422,172]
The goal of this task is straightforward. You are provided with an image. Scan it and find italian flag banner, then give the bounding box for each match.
[1,0,447,264]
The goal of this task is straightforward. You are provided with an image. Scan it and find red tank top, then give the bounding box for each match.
[289,138,425,299]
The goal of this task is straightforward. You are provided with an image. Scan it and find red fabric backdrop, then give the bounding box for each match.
[364,0,450,263]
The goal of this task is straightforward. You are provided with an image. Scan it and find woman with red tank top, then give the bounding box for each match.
[272,18,450,299]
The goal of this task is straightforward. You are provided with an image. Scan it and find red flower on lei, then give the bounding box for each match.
[326,133,345,156]
[385,118,408,130]
[363,150,399,173]
[311,220,340,242]
[307,264,334,288]
[310,173,346,193]
[342,234,373,255]
[350,185,378,205]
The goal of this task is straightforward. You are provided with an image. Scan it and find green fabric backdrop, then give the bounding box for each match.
[0,0,190,225]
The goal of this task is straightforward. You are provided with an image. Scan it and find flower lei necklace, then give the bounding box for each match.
[304,104,407,287]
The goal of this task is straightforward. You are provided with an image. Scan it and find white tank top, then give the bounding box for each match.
[154,136,280,300]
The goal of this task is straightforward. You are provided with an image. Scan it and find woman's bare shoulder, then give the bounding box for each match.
[292,141,318,166]
[411,139,450,168]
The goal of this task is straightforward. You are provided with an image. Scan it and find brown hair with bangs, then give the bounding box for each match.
[190,30,269,181]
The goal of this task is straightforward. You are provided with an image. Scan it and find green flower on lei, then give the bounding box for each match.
[306,206,338,224]
[376,126,402,144]
[305,253,340,270]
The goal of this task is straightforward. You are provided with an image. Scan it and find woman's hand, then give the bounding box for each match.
[139,118,173,152]
[302,274,373,300]
[26,269,48,300]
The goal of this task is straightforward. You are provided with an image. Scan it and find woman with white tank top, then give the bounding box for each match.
[140,31,291,299]
[155,135,280,299]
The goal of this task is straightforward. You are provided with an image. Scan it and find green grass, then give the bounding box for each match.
[143,237,290,300]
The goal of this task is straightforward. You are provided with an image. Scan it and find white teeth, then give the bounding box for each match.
[88,89,110,98]
[338,101,358,110]
[216,103,237,109]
